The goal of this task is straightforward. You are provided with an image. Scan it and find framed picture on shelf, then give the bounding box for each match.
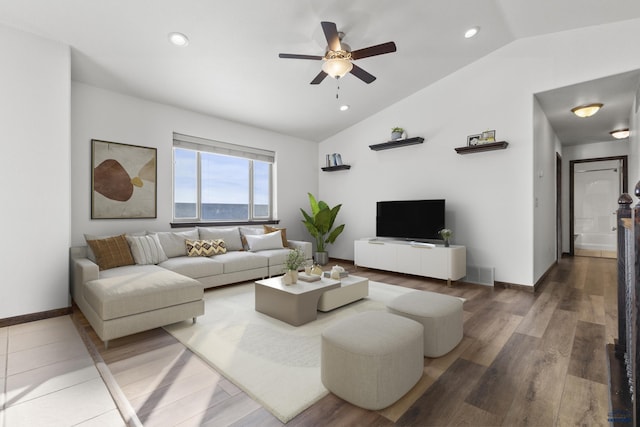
[480,130,496,144]
[467,134,481,146]
[91,139,157,219]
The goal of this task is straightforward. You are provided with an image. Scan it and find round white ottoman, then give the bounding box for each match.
[387,290,463,358]
[321,311,423,410]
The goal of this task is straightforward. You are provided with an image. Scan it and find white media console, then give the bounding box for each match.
[354,238,466,285]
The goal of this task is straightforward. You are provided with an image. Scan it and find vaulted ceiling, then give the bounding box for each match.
[1,0,639,142]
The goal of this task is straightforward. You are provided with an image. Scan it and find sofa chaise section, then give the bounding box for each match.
[71,248,204,347]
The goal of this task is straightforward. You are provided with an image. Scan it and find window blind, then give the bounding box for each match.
[173,132,275,163]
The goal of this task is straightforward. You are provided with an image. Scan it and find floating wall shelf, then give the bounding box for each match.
[321,164,351,172]
[454,141,509,154]
[369,136,425,151]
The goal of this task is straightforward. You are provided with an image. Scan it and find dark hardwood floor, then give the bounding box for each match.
[72,255,615,426]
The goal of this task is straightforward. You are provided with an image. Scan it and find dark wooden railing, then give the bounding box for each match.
[607,189,638,425]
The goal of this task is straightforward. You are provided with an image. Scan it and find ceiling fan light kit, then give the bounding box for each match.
[571,103,603,118]
[278,21,396,85]
[322,56,353,78]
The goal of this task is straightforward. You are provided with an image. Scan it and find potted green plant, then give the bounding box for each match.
[391,127,404,140]
[282,247,306,284]
[439,228,453,247]
[300,193,345,265]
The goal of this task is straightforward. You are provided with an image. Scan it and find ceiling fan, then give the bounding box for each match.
[278,21,397,85]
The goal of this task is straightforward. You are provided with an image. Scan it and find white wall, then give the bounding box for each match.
[319,18,640,287]
[0,24,70,318]
[533,98,561,279]
[71,83,318,247]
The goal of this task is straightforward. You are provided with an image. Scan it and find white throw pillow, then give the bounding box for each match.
[239,226,264,250]
[198,227,243,251]
[126,234,168,265]
[245,230,284,252]
[156,229,199,258]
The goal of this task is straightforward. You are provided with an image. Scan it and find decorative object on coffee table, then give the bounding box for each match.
[282,247,306,284]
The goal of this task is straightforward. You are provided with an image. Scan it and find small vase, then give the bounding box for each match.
[444,239,450,247]
[391,131,402,140]
[282,270,298,285]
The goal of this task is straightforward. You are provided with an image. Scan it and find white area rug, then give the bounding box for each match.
[163,280,416,423]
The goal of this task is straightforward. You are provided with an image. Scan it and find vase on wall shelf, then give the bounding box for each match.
[444,240,450,247]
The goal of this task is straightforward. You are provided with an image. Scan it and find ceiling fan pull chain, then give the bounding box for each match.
[336,77,340,99]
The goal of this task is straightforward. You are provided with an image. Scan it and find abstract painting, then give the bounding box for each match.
[91,139,157,219]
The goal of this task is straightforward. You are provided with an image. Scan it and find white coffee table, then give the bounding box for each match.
[317,275,369,312]
[254,276,340,326]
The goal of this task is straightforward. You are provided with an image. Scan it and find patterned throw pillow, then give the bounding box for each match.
[186,239,227,257]
[86,234,135,270]
[264,225,288,247]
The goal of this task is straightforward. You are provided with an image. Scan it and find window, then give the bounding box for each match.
[173,133,274,222]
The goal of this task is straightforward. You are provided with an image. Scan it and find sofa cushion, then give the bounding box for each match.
[209,251,268,274]
[84,231,146,262]
[158,256,224,279]
[252,248,292,267]
[84,265,203,320]
[245,230,284,252]
[156,229,199,258]
[198,227,244,252]
[264,225,288,247]
[239,226,264,250]
[86,234,135,271]
[186,239,226,257]
[126,234,168,265]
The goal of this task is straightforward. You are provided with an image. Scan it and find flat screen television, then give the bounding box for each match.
[376,199,445,241]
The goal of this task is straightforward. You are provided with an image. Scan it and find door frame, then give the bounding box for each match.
[569,155,627,256]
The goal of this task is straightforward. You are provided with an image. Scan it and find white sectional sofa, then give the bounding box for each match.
[70,225,312,346]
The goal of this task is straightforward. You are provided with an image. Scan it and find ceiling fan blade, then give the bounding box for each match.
[321,21,341,51]
[350,64,376,84]
[310,70,328,85]
[351,41,397,60]
[279,53,323,60]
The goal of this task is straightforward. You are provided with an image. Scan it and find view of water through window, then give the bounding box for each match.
[174,148,270,220]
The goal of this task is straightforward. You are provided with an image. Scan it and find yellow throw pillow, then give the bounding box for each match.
[264,225,288,247]
[186,239,227,257]
[86,234,135,270]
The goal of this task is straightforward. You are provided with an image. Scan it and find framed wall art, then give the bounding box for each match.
[480,130,496,143]
[91,139,157,219]
[467,134,481,146]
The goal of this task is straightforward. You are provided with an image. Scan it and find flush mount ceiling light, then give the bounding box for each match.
[571,103,603,118]
[610,128,630,139]
[168,32,189,47]
[464,26,480,39]
[339,105,350,111]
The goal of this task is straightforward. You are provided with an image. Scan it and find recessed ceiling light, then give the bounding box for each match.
[571,103,603,118]
[464,26,480,39]
[610,128,630,139]
[339,105,350,111]
[168,32,189,47]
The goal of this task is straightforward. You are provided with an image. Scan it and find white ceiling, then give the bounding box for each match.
[1,0,639,143]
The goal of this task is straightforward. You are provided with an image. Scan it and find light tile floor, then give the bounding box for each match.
[1,316,126,426]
